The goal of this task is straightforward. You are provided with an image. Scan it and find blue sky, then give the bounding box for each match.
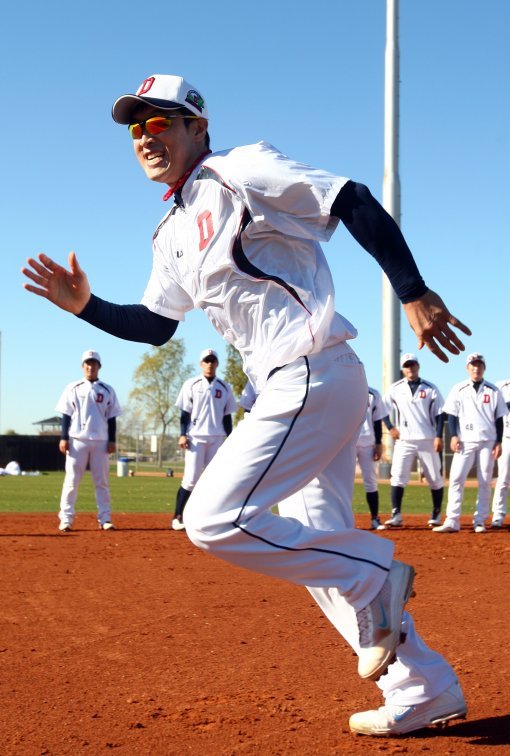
[1,0,508,434]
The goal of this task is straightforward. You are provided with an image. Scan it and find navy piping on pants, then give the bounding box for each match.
[232,356,389,573]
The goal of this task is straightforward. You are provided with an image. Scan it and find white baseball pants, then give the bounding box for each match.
[184,343,457,705]
[445,441,496,527]
[390,439,443,489]
[59,438,111,526]
[355,444,378,492]
[492,436,510,521]
[182,436,225,491]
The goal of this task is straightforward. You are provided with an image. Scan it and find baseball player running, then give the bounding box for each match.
[383,353,445,528]
[355,387,387,530]
[434,353,507,533]
[23,73,471,736]
[56,350,121,531]
[490,379,510,528]
[172,348,237,530]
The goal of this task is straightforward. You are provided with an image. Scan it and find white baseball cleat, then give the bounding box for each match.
[349,681,467,736]
[473,524,486,534]
[432,523,460,533]
[171,517,186,531]
[427,516,442,527]
[384,513,403,527]
[490,519,503,529]
[100,522,116,531]
[356,560,415,681]
[370,517,386,531]
[58,522,72,532]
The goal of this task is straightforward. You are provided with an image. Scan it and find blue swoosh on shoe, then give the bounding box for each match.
[393,706,415,723]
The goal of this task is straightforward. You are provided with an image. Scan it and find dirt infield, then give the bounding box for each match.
[1,513,510,755]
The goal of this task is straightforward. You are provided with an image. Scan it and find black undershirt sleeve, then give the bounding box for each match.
[496,417,504,444]
[61,414,71,440]
[77,294,178,346]
[374,418,383,445]
[383,416,394,431]
[223,415,233,436]
[331,181,428,303]
[108,417,117,444]
[435,413,445,438]
[448,414,460,437]
[180,410,191,436]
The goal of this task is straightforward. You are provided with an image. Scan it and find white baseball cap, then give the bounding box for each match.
[112,74,208,124]
[466,352,485,367]
[400,352,419,368]
[81,349,101,365]
[200,348,218,362]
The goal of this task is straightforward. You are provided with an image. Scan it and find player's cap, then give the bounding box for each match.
[400,352,419,368]
[81,349,101,365]
[112,75,208,124]
[466,352,485,367]
[200,348,218,362]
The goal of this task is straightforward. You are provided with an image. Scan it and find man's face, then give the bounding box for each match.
[402,361,419,381]
[467,360,485,381]
[82,359,100,381]
[201,357,218,379]
[131,107,207,185]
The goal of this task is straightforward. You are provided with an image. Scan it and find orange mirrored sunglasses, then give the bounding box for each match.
[128,115,198,140]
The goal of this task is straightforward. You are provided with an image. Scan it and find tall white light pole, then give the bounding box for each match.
[382,0,401,466]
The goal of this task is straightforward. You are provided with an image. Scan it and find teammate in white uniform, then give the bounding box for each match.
[355,387,387,530]
[56,350,121,531]
[172,348,237,530]
[23,73,472,736]
[491,380,510,528]
[434,353,507,533]
[383,354,445,528]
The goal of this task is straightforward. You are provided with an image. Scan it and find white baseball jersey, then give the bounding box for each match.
[176,375,237,438]
[384,378,444,440]
[496,380,510,439]
[442,379,507,442]
[56,379,121,441]
[141,142,357,393]
[356,387,386,447]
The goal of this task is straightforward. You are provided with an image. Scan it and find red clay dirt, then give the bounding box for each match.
[1,512,509,755]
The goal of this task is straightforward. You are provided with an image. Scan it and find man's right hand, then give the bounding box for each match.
[450,435,462,453]
[22,251,91,314]
[178,435,189,450]
[59,440,69,455]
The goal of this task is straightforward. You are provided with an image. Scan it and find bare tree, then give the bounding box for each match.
[129,339,192,466]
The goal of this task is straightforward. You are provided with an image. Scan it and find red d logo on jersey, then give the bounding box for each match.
[483,394,490,404]
[419,390,426,399]
[137,77,155,96]
[96,393,104,403]
[215,389,222,399]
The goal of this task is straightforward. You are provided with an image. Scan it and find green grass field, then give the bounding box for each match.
[0,471,480,516]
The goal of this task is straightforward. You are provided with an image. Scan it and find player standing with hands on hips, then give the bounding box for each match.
[23,73,471,736]
[434,353,507,533]
[383,353,445,528]
[56,350,121,532]
[172,348,237,530]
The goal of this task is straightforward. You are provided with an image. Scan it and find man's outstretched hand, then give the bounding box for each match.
[403,289,471,363]
[22,252,91,314]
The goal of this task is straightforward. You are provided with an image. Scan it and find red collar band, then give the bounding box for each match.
[162,150,212,201]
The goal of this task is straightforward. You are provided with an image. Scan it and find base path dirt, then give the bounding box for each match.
[1,513,509,755]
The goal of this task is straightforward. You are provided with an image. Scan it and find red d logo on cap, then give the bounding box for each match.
[137,77,155,96]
